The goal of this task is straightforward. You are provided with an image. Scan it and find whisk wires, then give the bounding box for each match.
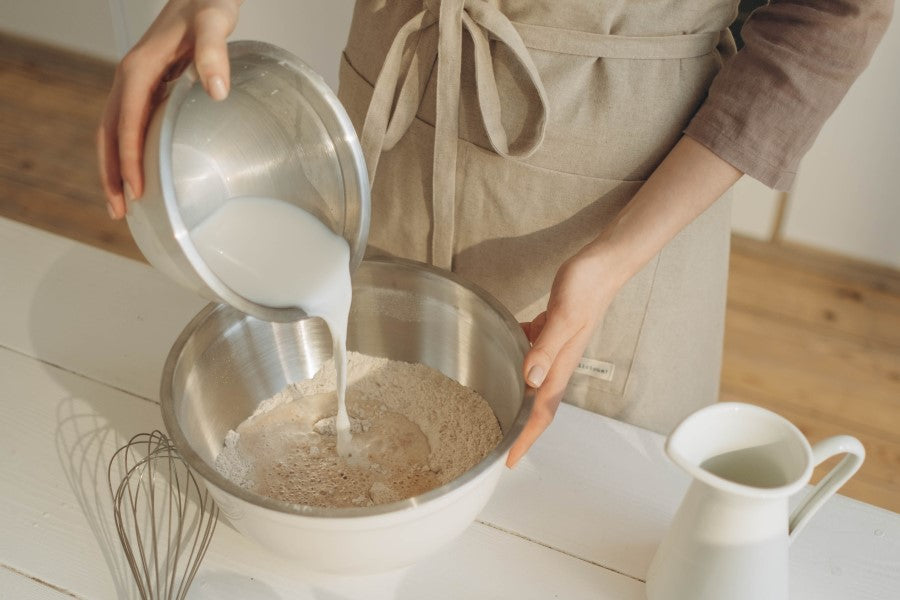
[108,431,218,600]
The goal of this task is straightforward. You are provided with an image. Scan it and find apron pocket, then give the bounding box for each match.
[454,142,657,404]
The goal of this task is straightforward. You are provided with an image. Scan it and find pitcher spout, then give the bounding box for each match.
[665,402,812,499]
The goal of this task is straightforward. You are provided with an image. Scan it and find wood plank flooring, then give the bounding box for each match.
[0,33,141,261]
[2,33,898,513]
[724,239,900,511]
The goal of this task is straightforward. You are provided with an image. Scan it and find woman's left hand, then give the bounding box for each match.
[504,136,743,468]
[507,245,620,467]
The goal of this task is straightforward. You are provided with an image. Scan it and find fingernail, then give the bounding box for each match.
[106,202,117,219]
[527,365,546,387]
[209,75,227,101]
[124,181,136,201]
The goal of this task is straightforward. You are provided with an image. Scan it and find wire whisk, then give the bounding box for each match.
[108,431,219,600]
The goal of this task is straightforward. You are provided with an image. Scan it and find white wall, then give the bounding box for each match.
[781,11,900,269]
[114,0,355,91]
[232,1,353,91]
[0,0,119,60]
[730,10,900,271]
[0,1,353,90]
[731,176,781,240]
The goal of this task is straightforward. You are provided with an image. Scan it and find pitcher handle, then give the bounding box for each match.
[789,435,865,541]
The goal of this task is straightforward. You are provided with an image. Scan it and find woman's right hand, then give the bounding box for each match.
[97,0,242,219]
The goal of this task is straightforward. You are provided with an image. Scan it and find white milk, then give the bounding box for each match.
[190,196,354,456]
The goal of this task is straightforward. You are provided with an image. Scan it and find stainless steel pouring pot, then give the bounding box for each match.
[161,258,534,573]
[128,40,370,322]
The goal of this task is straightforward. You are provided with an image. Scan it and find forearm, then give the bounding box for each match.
[583,136,742,291]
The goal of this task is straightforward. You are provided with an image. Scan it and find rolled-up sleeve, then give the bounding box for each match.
[685,0,893,190]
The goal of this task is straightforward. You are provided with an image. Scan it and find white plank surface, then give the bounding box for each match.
[0,566,76,600]
[0,346,641,600]
[789,498,900,600]
[0,218,206,401]
[482,405,687,576]
[1,217,898,599]
[482,403,900,599]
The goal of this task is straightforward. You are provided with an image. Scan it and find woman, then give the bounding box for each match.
[97,0,891,467]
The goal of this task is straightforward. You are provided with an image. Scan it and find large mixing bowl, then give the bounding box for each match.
[161,258,533,573]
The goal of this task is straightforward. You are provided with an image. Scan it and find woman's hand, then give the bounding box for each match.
[507,246,620,467]
[506,136,743,468]
[97,0,242,219]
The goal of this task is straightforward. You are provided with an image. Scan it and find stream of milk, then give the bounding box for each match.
[190,196,354,456]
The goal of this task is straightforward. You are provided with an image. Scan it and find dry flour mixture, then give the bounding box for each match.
[215,351,502,508]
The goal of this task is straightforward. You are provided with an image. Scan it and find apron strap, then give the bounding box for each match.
[360,0,549,270]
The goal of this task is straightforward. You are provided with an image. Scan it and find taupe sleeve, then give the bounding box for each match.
[684,0,893,190]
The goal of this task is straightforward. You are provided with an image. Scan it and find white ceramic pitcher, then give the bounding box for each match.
[645,402,865,600]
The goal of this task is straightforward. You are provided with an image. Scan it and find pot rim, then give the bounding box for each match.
[160,256,535,519]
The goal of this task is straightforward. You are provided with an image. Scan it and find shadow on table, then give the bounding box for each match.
[26,243,203,405]
[55,394,234,599]
[55,397,142,600]
[189,569,282,599]
[33,246,222,595]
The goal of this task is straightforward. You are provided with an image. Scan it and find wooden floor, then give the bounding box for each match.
[2,34,898,513]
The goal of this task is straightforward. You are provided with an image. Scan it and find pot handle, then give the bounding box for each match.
[789,435,865,541]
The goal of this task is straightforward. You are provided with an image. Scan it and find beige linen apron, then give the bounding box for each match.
[338,0,739,433]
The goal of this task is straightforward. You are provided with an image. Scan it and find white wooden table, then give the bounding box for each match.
[1,216,897,599]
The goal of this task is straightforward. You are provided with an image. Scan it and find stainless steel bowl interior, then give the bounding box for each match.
[158,40,370,322]
[162,258,533,518]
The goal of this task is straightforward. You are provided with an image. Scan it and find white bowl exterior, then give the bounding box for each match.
[205,456,506,573]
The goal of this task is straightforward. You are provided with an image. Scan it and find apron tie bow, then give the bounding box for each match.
[360,0,549,269]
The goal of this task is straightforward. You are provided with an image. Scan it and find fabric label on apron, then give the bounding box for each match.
[574,357,615,382]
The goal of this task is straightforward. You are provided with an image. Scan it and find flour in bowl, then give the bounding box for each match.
[214,352,502,508]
